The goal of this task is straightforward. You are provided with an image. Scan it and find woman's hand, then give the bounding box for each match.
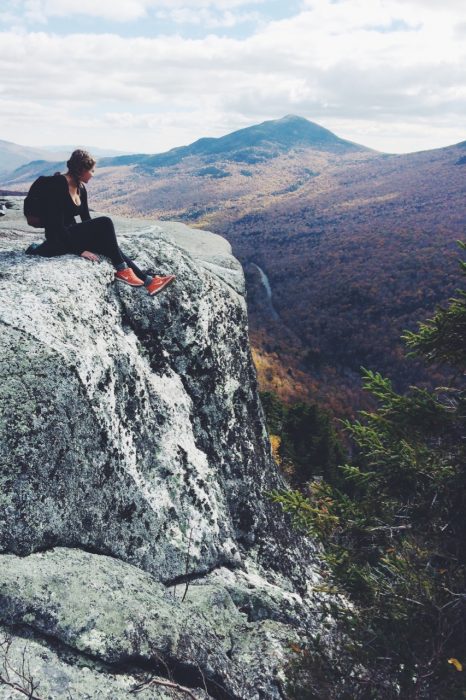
[80,250,100,263]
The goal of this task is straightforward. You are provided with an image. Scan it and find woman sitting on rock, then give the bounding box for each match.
[26,149,175,296]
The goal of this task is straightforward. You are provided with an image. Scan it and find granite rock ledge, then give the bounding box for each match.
[0,201,336,699]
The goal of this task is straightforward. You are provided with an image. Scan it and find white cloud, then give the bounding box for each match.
[1,0,465,153]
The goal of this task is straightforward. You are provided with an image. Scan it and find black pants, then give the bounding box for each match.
[28,216,146,279]
[69,216,147,279]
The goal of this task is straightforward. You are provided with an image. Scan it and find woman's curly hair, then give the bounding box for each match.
[66,149,96,183]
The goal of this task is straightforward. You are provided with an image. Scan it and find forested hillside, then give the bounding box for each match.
[207,137,466,415]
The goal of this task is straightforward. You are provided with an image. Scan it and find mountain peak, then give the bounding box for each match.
[234,114,364,150]
[100,115,369,171]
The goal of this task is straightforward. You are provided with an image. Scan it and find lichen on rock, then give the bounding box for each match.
[0,202,333,699]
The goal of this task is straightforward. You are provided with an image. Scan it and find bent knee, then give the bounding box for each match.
[94,216,113,228]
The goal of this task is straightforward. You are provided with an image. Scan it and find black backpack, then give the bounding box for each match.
[23,174,61,228]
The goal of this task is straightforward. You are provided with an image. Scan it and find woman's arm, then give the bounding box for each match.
[80,185,91,222]
[77,185,100,260]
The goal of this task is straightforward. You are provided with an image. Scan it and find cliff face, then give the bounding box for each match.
[0,201,330,699]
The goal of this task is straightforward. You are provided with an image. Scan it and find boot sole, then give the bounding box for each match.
[115,278,144,287]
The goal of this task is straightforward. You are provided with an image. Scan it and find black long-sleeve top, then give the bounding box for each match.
[42,174,91,254]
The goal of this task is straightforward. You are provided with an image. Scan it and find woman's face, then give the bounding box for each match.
[80,167,95,183]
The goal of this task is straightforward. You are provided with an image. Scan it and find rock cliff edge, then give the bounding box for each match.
[0,201,334,699]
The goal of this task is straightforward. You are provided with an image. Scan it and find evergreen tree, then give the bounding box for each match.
[272,243,466,699]
[260,393,345,487]
[280,402,345,485]
[260,391,285,435]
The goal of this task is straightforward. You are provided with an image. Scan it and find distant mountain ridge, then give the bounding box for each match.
[5,159,64,184]
[1,115,373,185]
[0,141,129,180]
[0,141,62,177]
[99,115,371,170]
[3,116,465,186]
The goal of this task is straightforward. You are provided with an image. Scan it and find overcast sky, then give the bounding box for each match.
[1,0,465,154]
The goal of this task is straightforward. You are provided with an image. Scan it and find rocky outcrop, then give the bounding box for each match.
[0,201,334,699]
[0,548,307,699]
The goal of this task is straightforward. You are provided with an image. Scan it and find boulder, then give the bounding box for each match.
[0,202,335,699]
[0,548,306,699]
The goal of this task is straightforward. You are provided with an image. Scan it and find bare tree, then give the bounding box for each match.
[0,635,45,700]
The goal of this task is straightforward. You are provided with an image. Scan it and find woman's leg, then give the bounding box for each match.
[25,241,61,257]
[120,250,148,282]
[68,216,126,267]
[71,218,149,282]
[67,216,175,293]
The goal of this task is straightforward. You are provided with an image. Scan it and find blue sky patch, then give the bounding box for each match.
[367,18,422,34]
[6,0,302,40]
